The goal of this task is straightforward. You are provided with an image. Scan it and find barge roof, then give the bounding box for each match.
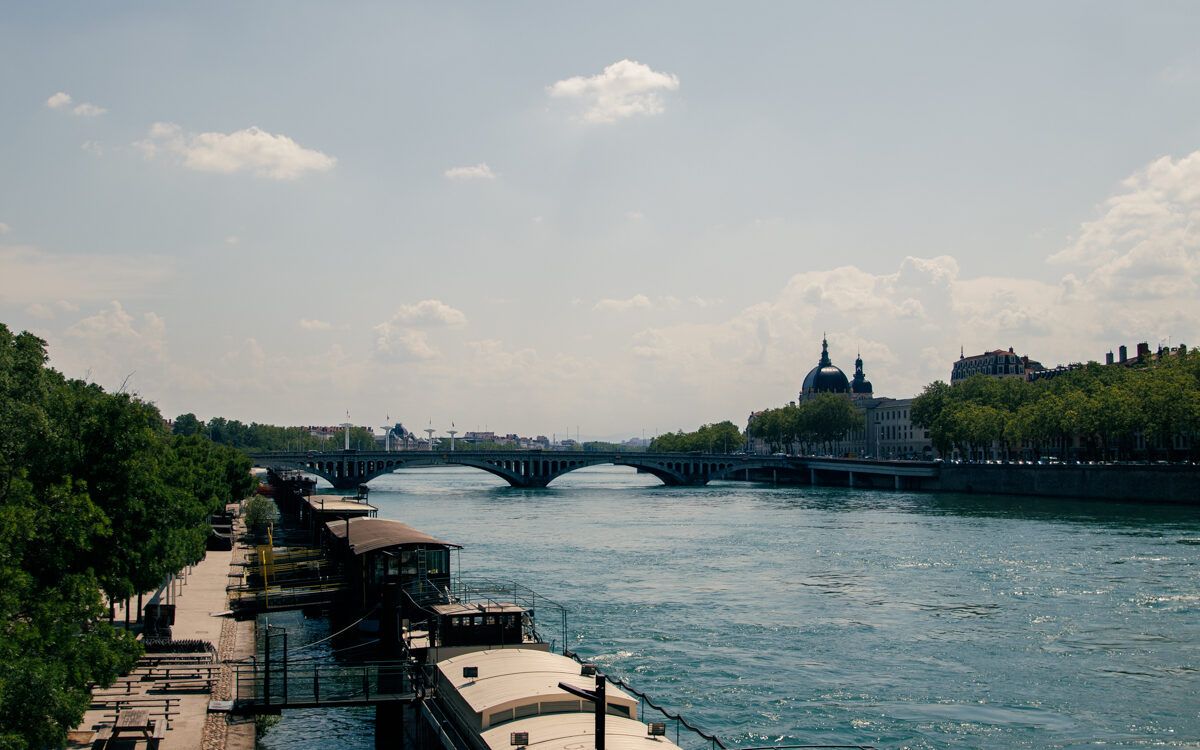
[325,517,460,555]
[438,648,636,719]
[480,713,682,750]
[305,495,377,514]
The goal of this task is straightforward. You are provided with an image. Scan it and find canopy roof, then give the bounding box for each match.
[480,714,681,750]
[438,649,636,718]
[324,517,460,555]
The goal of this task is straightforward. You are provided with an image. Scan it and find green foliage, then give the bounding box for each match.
[911,352,1200,460]
[243,495,279,531]
[650,420,745,453]
[747,395,865,454]
[0,323,251,749]
[171,412,203,436]
[200,417,378,452]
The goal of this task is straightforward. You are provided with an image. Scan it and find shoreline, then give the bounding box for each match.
[733,461,1200,505]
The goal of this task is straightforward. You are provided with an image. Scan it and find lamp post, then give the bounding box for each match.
[557,673,607,750]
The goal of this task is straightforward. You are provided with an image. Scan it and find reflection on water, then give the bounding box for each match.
[262,465,1200,749]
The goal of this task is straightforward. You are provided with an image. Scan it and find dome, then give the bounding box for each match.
[851,353,873,395]
[803,365,850,394]
[800,337,850,397]
[851,377,873,394]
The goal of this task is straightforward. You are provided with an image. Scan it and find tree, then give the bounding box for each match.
[171,412,204,436]
[0,323,253,749]
[650,421,745,453]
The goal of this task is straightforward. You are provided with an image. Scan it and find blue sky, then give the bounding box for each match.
[3,2,1200,438]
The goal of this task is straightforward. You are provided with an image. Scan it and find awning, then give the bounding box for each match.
[324,517,461,555]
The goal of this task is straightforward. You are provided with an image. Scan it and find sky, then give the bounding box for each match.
[3,2,1200,440]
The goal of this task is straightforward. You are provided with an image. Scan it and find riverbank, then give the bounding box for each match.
[932,462,1200,504]
[741,461,1200,505]
[68,511,255,750]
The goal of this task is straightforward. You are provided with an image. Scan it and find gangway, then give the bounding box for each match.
[230,660,420,712]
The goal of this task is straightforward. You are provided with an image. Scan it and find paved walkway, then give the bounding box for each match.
[69,515,254,750]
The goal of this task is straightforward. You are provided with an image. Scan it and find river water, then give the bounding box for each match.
[260,465,1200,750]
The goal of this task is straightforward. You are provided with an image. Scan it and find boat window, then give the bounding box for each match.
[486,616,496,625]
[606,705,631,718]
[540,700,580,715]
[487,708,514,727]
[514,704,538,719]
[473,616,483,626]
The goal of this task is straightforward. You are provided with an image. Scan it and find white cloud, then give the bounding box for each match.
[371,300,466,363]
[444,163,496,181]
[384,299,467,327]
[626,210,644,220]
[81,140,104,156]
[1049,149,1200,300]
[72,102,107,117]
[373,327,438,362]
[136,122,336,179]
[299,318,333,331]
[0,245,171,305]
[594,294,653,312]
[45,92,106,116]
[548,59,680,123]
[224,235,240,245]
[24,300,80,320]
[0,222,9,234]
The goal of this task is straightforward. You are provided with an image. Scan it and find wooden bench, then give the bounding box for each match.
[99,710,176,731]
[89,697,180,710]
[150,677,215,693]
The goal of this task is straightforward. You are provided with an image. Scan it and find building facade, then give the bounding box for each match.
[950,347,1034,383]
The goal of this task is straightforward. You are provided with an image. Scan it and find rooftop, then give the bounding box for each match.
[305,495,377,514]
[438,648,636,718]
[479,713,681,750]
[325,517,460,555]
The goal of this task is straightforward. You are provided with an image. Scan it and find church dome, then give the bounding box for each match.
[801,337,850,396]
[851,353,873,395]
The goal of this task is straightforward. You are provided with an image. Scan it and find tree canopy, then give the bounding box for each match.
[911,351,1200,460]
[0,324,254,749]
[650,420,745,453]
[191,416,378,453]
[746,394,865,455]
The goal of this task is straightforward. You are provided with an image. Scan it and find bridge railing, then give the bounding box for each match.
[232,660,417,707]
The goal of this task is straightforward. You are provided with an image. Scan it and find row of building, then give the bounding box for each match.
[750,336,1186,460]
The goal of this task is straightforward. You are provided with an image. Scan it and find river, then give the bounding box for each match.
[259,465,1200,749]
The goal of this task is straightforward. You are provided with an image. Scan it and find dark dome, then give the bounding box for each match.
[800,337,850,396]
[802,364,850,394]
[851,378,873,394]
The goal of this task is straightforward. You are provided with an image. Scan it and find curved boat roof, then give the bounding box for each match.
[325,517,461,555]
[480,713,682,750]
[438,648,636,718]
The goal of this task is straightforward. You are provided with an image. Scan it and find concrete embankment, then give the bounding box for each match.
[929,463,1200,505]
[740,462,1200,505]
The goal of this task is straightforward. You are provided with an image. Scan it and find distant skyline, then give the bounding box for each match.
[3,3,1200,440]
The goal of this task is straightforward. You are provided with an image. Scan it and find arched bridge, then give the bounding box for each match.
[249,449,797,489]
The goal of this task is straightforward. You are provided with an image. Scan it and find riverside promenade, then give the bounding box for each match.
[69,513,255,750]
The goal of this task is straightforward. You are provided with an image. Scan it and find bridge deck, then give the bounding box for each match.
[231,661,418,712]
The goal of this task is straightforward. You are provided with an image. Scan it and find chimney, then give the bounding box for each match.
[1105,351,1114,365]
[1119,345,1128,363]
[1137,342,1150,361]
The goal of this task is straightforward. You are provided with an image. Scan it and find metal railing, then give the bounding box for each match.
[232,660,418,707]
[403,575,571,652]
